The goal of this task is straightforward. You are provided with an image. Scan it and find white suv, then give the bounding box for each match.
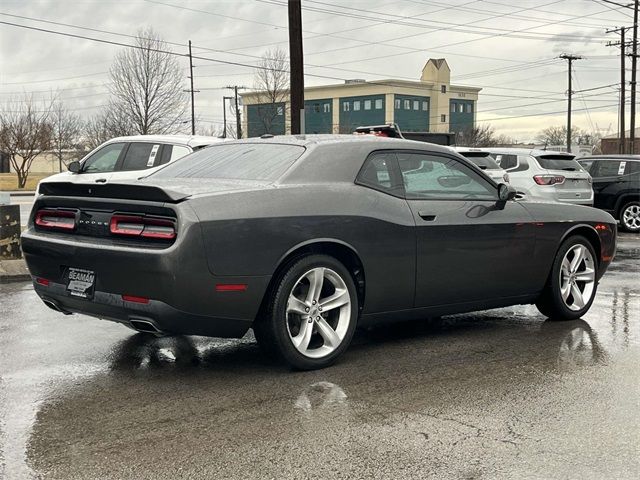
[38,134,226,191]
[485,148,593,205]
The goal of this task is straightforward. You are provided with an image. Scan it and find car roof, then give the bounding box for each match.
[105,134,226,148]
[479,147,575,157]
[579,155,640,161]
[221,134,456,154]
[452,146,491,154]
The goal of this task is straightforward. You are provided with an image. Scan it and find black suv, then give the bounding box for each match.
[578,155,640,232]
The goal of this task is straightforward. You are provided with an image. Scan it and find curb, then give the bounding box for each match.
[0,258,31,284]
[7,191,36,196]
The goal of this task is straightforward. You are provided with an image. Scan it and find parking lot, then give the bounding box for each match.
[0,233,637,479]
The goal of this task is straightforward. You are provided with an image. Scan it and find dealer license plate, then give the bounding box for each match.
[65,267,95,299]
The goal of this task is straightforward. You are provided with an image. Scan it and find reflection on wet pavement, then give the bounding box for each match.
[0,234,638,479]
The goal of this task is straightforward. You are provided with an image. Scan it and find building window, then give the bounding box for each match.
[441,85,447,93]
[323,103,330,113]
[413,100,419,110]
[364,100,371,110]
[353,100,361,111]
[451,103,456,113]
[441,114,446,123]
[422,101,428,111]
[277,106,283,116]
[395,99,401,109]
[404,100,410,110]
[343,102,350,112]
[375,99,383,109]
[313,103,320,113]
[466,103,472,113]
[458,104,464,113]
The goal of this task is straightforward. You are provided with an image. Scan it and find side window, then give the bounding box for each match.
[120,143,161,171]
[592,160,622,178]
[158,145,191,165]
[625,161,640,175]
[494,154,518,170]
[356,152,400,195]
[82,143,125,173]
[579,160,594,174]
[398,152,496,200]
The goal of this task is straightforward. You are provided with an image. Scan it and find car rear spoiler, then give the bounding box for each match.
[38,182,190,203]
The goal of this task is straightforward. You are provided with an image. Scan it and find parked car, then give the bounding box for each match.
[484,148,593,205]
[577,155,640,232]
[22,136,616,370]
[37,135,226,192]
[452,147,510,184]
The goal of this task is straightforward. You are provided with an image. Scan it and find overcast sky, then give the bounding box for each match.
[0,0,633,141]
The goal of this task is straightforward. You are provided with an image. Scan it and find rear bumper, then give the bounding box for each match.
[21,227,270,338]
[34,280,252,337]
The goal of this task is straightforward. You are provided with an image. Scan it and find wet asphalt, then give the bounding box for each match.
[1,234,639,480]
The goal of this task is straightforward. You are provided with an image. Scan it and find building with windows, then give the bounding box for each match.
[240,58,480,138]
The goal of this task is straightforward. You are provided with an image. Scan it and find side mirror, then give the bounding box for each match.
[498,183,517,201]
[68,161,80,173]
[496,183,517,210]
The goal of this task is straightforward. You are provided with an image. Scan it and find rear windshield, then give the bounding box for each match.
[458,152,501,170]
[535,155,582,171]
[152,143,305,181]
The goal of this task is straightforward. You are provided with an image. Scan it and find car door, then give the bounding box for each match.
[74,142,127,183]
[589,159,625,211]
[396,151,537,307]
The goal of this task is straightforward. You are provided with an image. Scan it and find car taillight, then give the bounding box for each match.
[110,214,176,240]
[35,209,77,230]
[533,175,565,186]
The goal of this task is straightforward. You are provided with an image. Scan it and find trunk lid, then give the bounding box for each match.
[38,178,271,203]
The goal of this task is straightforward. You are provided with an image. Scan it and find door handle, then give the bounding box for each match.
[418,212,437,221]
[95,178,107,183]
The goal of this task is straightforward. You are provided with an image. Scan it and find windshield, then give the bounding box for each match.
[152,143,305,181]
[535,155,582,172]
[458,152,501,170]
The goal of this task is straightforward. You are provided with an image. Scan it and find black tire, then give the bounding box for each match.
[253,254,358,370]
[536,235,598,321]
[619,201,640,233]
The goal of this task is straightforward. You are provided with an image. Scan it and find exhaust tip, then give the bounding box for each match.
[130,319,162,334]
[42,299,72,315]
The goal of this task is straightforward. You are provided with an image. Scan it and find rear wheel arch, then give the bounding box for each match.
[557,225,601,269]
[257,240,366,320]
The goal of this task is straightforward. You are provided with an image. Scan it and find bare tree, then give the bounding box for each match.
[535,125,583,146]
[50,100,83,172]
[108,27,187,135]
[0,95,52,188]
[83,112,112,150]
[455,124,500,147]
[252,48,289,135]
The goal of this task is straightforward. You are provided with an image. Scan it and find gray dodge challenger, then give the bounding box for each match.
[22,136,617,369]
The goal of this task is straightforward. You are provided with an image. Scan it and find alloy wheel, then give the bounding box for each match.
[559,244,596,312]
[286,267,352,359]
[622,204,640,231]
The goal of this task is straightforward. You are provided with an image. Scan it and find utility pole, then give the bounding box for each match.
[560,54,583,153]
[288,0,304,134]
[183,40,199,135]
[630,0,639,153]
[607,27,629,153]
[222,96,233,139]
[226,86,245,138]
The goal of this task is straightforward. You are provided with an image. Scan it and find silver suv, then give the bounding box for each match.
[484,148,593,205]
